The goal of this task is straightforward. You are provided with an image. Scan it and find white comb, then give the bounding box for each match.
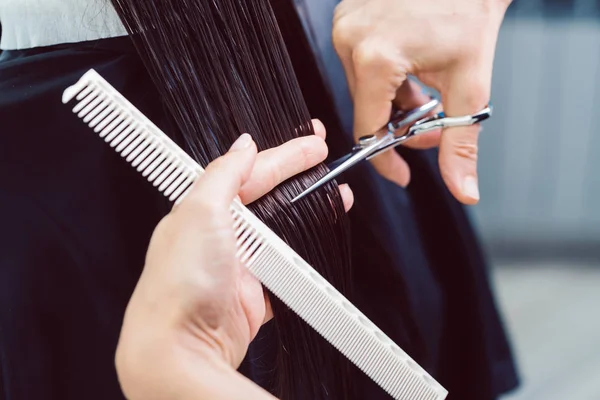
[62,69,448,400]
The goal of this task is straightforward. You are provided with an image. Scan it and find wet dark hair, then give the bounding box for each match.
[110,0,354,398]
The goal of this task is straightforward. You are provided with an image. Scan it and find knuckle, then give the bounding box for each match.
[452,141,479,162]
[467,78,491,106]
[299,137,327,168]
[183,194,219,216]
[206,155,227,173]
[352,42,392,72]
[332,15,354,51]
[254,150,280,190]
[267,157,282,188]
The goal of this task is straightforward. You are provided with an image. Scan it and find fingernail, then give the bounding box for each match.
[339,183,351,196]
[229,133,253,152]
[338,183,354,211]
[462,176,480,201]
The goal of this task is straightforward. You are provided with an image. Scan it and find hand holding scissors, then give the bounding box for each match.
[292,99,493,203]
[332,0,511,203]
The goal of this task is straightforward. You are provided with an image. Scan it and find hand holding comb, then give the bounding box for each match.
[62,69,448,400]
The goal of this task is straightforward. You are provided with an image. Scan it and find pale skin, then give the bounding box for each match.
[117,0,513,397]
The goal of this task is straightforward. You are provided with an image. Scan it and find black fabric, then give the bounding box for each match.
[0,38,172,399]
[0,18,518,400]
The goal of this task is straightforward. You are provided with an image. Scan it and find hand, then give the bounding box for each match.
[115,121,353,400]
[333,0,512,204]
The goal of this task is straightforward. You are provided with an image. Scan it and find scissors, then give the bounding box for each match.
[291,99,493,203]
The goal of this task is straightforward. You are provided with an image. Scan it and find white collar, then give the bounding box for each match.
[0,0,128,50]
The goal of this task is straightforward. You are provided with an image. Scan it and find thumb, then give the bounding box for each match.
[438,67,491,205]
[185,134,258,208]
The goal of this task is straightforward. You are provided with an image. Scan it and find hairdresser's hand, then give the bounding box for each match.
[116,124,352,400]
[333,0,511,204]
[239,119,353,209]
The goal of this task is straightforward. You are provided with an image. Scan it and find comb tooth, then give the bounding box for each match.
[246,244,266,267]
[236,230,259,258]
[395,364,414,395]
[235,221,250,240]
[240,238,263,264]
[379,352,398,392]
[173,180,194,204]
[80,95,108,122]
[107,121,131,146]
[158,168,182,192]
[138,148,164,174]
[95,109,122,133]
[127,138,153,164]
[235,226,253,248]
[101,115,127,139]
[420,383,435,399]
[112,127,136,149]
[403,375,421,398]
[153,161,178,187]
[236,238,254,259]
[144,153,173,181]
[357,336,380,376]
[232,216,244,231]
[121,134,146,159]
[385,359,405,397]
[75,85,95,101]
[134,145,159,170]
[89,103,116,128]
[170,176,195,200]
[104,118,129,143]
[117,126,142,153]
[413,381,430,399]
[72,89,100,114]
[77,94,104,121]
[163,173,189,197]
[145,154,170,179]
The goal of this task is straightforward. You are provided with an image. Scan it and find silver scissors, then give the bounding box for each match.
[291,99,493,203]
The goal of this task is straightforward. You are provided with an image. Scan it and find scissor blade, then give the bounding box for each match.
[291,99,440,204]
[290,144,380,203]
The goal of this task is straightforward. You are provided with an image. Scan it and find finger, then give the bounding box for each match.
[352,41,407,136]
[393,79,442,150]
[338,183,354,212]
[438,67,491,205]
[262,291,273,324]
[239,135,328,204]
[184,134,258,209]
[370,150,411,187]
[239,267,268,340]
[312,119,326,140]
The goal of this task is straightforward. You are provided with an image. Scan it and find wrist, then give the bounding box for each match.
[117,334,273,400]
[175,320,248,369]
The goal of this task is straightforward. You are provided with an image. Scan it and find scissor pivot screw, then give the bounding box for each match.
[358,135,377,146]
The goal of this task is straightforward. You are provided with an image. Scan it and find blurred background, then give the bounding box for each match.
[473,0,600,399]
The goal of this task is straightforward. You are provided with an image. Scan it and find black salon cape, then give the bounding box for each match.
[0,15,518,400]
